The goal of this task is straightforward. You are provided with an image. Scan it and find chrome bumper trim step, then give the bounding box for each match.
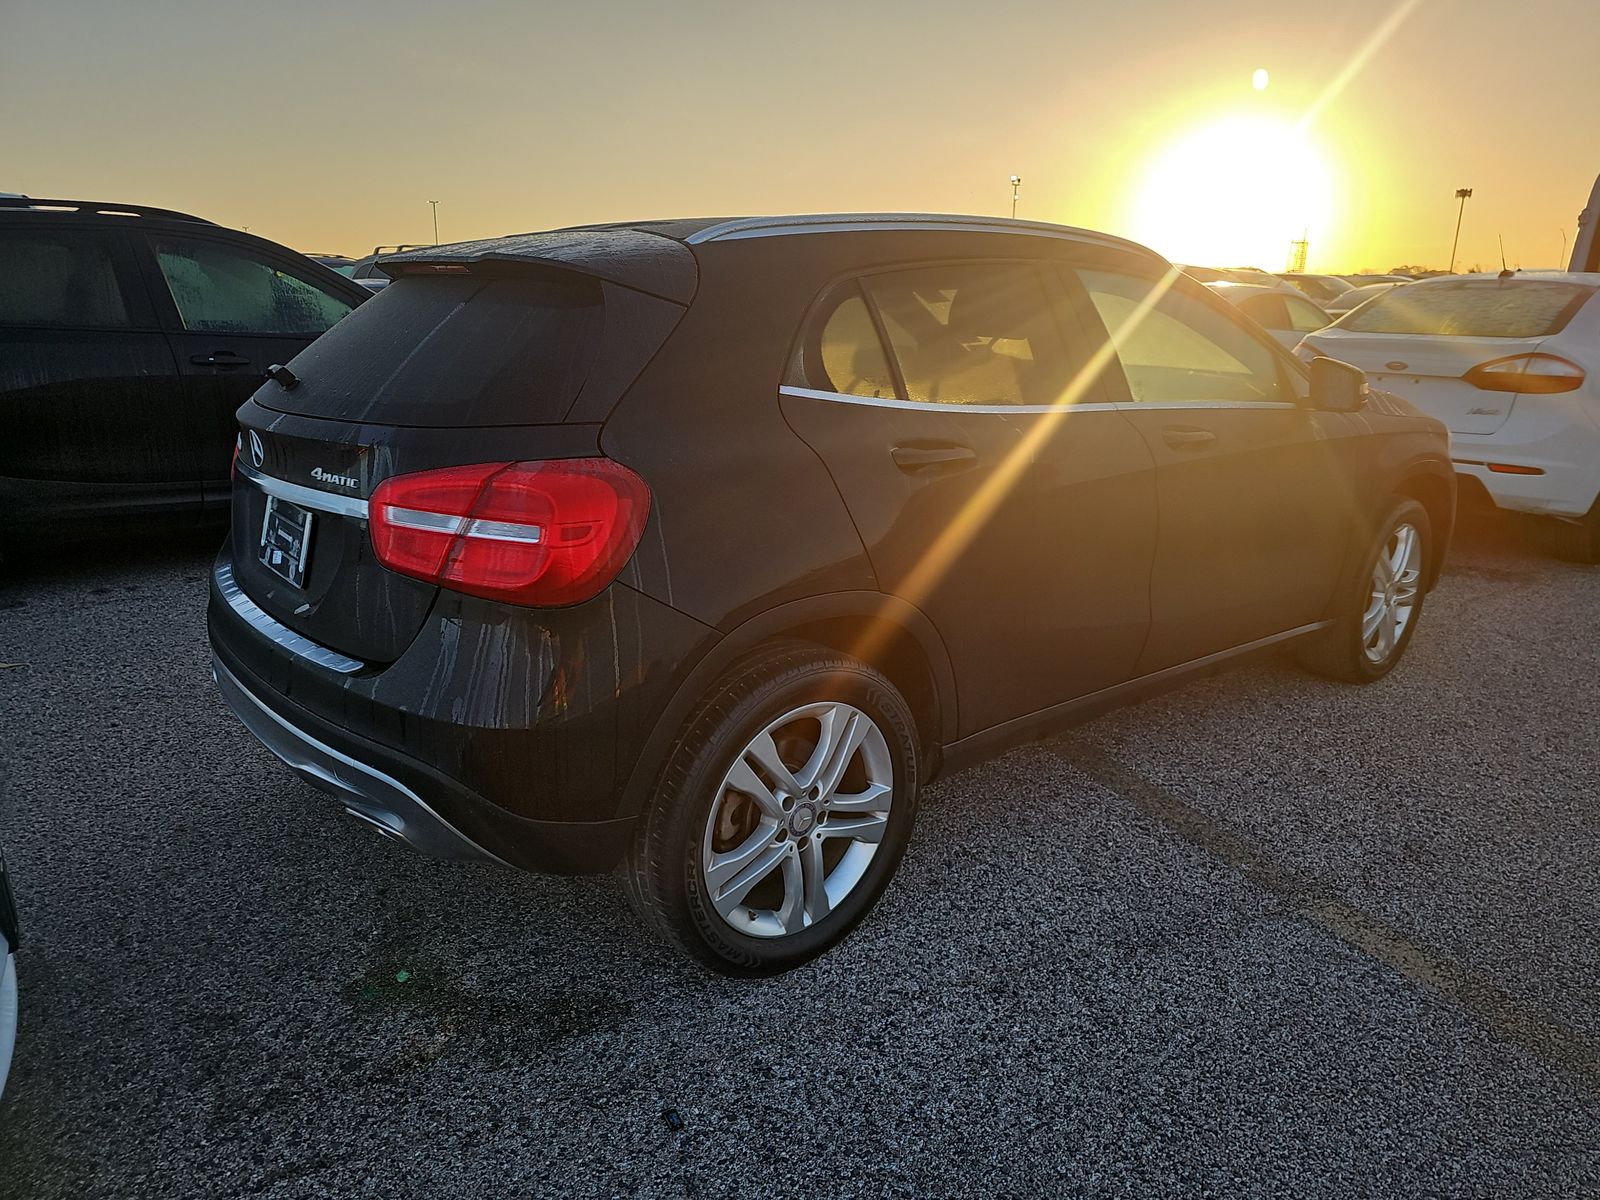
[214,562,363,675]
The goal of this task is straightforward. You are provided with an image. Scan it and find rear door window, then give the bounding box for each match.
[785,281,899,400]
[1076,268,1292,404]
[150,235,354,334]
[1340,279,1596,336]
[0,229,134,328]
[862,263,1080,407]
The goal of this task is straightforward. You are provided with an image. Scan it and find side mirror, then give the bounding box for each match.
[1309,356,1368,412]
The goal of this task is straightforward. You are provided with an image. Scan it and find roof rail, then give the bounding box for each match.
[682,212,1160,258]
[0,197,215,224]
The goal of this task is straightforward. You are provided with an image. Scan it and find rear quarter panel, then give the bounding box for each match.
[600,240,881,630]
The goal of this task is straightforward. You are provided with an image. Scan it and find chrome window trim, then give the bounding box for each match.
[214,561,365,675]
[1113,399,1300,411]
[777,385,1294,415]
[688,216,1147,256]
[237,461,369,520]
[778,385,1119,415]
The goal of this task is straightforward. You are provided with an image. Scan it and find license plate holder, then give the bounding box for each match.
[259,495,314,589]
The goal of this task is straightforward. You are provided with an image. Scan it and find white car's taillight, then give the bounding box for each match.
[1463,352,1586,394]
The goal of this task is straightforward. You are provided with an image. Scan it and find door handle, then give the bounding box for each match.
[191,351,252,368]
[1161,425,1217,449]
[890,443,978,474]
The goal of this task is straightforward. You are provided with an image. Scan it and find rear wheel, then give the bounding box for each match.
[1296,498,1431,684]
[623,643,920,976]
[1546,499,1600,564]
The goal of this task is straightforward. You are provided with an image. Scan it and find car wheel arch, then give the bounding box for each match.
[1392,467,1456,588]
[614,590,958,819]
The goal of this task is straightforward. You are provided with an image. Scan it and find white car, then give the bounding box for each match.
[1324,281,1407,317]
[1205,281,1332,349]
[1278,272,1356,305]
[0,848,16,1100]
[1297,272,1600,559]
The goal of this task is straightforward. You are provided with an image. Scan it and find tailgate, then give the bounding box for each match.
[231,405,603,664]
[224,259,687,664]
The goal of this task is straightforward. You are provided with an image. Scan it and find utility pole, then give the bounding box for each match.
[1009,175,1022,220]
[429,200,440,245]
[1448,188,1472,274]
[1288,228,1309,273]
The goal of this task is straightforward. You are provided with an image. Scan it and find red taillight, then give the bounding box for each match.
[231,434,241,481]
[1463,352,1586,394]
[369,459,651,607]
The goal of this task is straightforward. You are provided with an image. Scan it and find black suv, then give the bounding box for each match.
[208,214,1455,974]
[0,198,368,544]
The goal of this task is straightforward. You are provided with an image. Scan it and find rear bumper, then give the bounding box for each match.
[1447,395,1600,518]
[211,650,639,873]
[213,653,505,862]
[207,549,716,873]
[1451,458,1600,518]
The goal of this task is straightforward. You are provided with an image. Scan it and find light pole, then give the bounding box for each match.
[429,199,440,245]
[1009,175,1022,220]
[1448,188,1472,273]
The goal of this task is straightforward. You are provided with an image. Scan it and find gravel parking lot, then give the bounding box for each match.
[0,514,1596,1198]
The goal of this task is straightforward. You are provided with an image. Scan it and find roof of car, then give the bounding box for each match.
[560,212,1158,254]
[1406,270,1600,285]
[1207,280,1330,307]
[388,212,1167,306]
[0,196,215,224]
[1204,281,1282,298]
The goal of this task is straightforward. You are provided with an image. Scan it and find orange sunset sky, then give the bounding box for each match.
[4,0,1596,273]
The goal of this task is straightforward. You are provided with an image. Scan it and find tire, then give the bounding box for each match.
[1546,500,1600,564]
[622,641,921,976]
[1295,498,1432,684]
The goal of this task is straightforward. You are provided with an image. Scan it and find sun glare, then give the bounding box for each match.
[1128,114,1334,269]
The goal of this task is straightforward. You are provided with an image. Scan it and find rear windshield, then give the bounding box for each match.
[1340,279,1595,337]
[257,272,610,426]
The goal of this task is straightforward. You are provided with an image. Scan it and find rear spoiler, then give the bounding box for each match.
[384,228,698,305]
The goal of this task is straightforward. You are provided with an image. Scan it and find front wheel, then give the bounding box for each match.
[623,643,921,976]
[1296,498,1432,684]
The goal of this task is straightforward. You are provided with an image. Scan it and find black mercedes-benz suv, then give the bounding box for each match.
[0,197,367,545]
[208,213,1455,974]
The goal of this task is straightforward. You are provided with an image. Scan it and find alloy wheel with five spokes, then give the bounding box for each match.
[623,643,919,975]
[1362,520,1422,664]
[701,701,894,938]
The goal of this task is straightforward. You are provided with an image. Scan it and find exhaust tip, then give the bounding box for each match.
[343,805,405,843]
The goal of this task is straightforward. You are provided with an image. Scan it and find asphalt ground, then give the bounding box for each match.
[0,513,1596,1198]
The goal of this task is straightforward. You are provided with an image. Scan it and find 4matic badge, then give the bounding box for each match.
[311,466,360,489]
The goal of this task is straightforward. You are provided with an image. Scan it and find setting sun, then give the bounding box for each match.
[1127,113,1335,269]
